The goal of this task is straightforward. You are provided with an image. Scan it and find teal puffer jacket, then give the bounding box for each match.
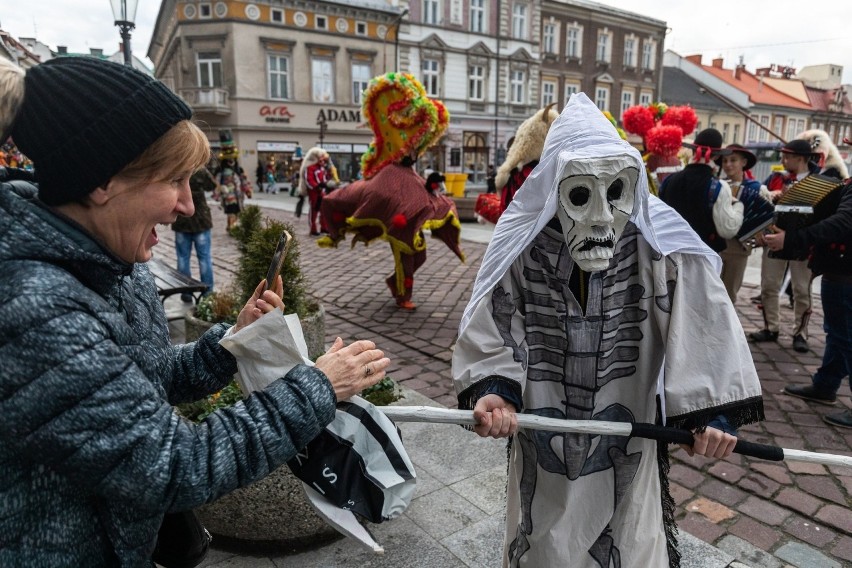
[0,181,336,566]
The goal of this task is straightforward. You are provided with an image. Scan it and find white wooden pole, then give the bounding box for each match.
[379,406,852,470]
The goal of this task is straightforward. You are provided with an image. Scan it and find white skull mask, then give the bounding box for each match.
[555,155,638,272]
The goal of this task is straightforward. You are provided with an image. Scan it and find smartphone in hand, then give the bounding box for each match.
[264,230,292,292]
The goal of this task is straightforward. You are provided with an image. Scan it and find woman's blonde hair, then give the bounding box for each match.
[0,58,26,140]
[115,120,211,186]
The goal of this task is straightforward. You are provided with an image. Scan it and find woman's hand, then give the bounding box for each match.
[763,227,786,252]
[315,338,391,401]
[472,394,517,438]
[680,427,737,459]
[234,276,285,333]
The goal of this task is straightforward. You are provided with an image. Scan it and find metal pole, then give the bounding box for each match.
[492,0,501,167]
[393,9,408,72]
[119,24,133,67]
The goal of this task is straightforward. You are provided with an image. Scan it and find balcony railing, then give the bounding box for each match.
[178,88,231,115]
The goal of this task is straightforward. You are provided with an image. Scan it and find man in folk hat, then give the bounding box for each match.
[750,139,819,352]
[715,144,771,303]
[658,128,743,253]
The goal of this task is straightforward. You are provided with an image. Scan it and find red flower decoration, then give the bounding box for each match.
[391,214,408,229]
[622,106,656,137]
[661,105,698,136]
[645,125,684,158]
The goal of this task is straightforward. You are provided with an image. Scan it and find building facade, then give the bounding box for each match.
[539,0,666,123]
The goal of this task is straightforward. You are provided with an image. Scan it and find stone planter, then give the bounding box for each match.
[183,304,333,552]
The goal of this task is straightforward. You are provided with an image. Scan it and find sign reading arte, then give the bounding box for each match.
[257,105,362,125]
[260,105,295,123]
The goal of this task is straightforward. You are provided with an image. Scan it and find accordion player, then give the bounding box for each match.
[768,173,845,259]
[735,184,775,245]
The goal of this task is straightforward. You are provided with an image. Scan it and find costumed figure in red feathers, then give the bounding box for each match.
[299,147,331,236]
[317,73,464,310]
[621,102,698,195]
[473,103,559,225]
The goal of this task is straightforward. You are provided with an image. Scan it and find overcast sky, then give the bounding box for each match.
[3,0,851,83]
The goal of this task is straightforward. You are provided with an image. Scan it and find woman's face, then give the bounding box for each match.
[721,153,747,179]
[98,171,195,263]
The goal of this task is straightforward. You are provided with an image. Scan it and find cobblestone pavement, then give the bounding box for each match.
[158,198,852,567]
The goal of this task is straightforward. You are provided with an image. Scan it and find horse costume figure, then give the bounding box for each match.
[317,72,464,310]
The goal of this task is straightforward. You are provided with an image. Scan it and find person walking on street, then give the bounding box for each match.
[172,167,216,301]
[773,179,852,426]
[716,144,771,303]
[750,139,821,352]
[299,147,329,236]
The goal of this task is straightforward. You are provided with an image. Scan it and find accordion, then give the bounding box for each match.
[769,174,844,260]
[774,174,844,232]
[736,188,775,244]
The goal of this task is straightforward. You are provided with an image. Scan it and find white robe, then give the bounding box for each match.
[453,224,762,568]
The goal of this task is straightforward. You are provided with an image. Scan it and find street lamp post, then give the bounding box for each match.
[110,0,139,67]
[317,115,327,147]
[393,8,409,72]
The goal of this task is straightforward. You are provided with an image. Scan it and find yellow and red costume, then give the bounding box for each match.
[317,73,464,309]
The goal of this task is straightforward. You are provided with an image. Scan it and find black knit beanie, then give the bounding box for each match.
[11,57,192,206]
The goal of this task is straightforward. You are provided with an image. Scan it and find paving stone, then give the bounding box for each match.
[815,504,852,534]
[405,487,488,541]
[669,481,695,505]
[786,460,828,475]
[670,463,707,488]
[728,516,783,551]
[783,515,836,548]
[676,531,737,568]
[774,488,822,517]
[448,464,507,516]
[774,542,841,568]
[699,478,748,507]
[737,472,781,496]
[708,461,748,484]
[749,463,792,485]
[797,476,847,506]
[439,515,504,568]
[678,512,727,545]
[685,497,737,523]
[829,535,852,563]
[716,535,783,568]
[738,496,792,526]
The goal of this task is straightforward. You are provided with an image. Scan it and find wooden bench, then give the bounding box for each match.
[147,257,209,318]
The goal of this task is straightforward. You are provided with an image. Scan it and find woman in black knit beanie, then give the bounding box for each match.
[0,57,389,567]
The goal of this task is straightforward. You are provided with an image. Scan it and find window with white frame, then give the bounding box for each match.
[642,39,657,70]
[267,53,290,99]
[722,123,730,143]
[564,81,580,106]
[199,3,212,18]
[566,24,582,59]
[512,3,527,40]
[469,65,484,101]
[595,85,610,111]
[315,15,328,30]
[543,22,557,54]
[510,69,526,104]
[423,0,439,25]
[197,52,222,87]
[759,115,769,142]
[623,36,637,68]
[355,21,367,35]
[748,115,759,142]
[639,90,652,105]
[422,58,440,97]
[270,8,284,23]
[311,58,334,103]
[621,89,633,117]
[733,124,740,144]
[596,30,612,63]
[470,0,484,33]
[542,81,556,106]
[773,116,784,139]
[351,62,371,104]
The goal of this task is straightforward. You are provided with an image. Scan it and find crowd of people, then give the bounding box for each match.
[1,55,850,568]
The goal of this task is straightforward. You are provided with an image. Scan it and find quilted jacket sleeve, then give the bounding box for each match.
[0,289,336,513]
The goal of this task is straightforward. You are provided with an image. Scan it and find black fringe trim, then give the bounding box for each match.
[658,439,681,568]
[666,396,765,433]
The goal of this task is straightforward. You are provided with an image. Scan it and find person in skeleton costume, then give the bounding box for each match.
[318,73,464,310]
[453,94,764,568]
